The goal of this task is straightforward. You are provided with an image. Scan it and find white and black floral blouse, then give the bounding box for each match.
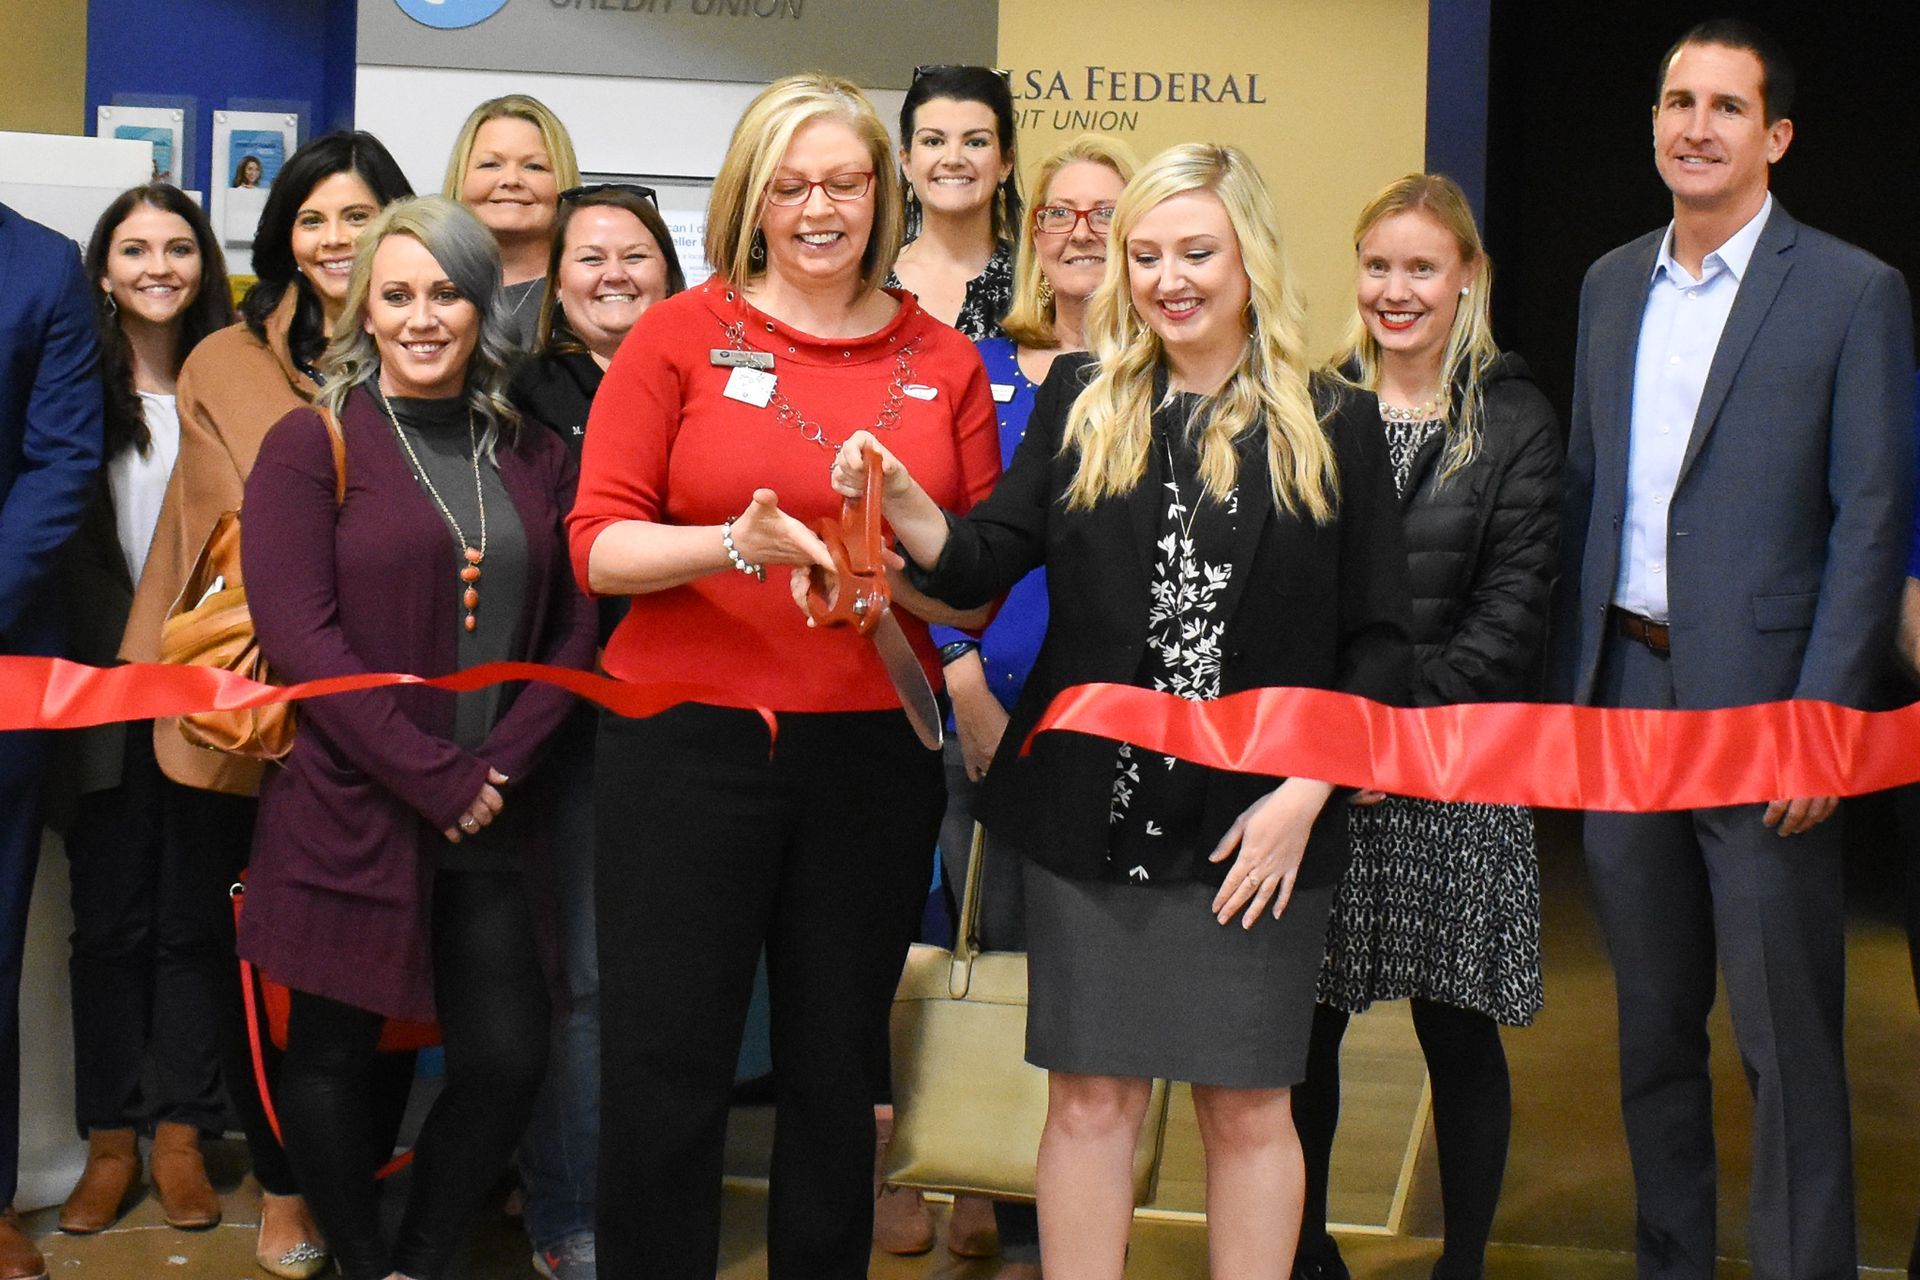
[1107,393,1241,884]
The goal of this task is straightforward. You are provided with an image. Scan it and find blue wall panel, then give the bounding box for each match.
[86,0,357,198]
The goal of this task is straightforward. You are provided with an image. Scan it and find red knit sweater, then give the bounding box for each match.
[569,279,1002,712]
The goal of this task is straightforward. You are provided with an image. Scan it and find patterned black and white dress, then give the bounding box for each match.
[885,241,1013,341]
[1024,397,1341,1087]
[1316,416,1545,1026]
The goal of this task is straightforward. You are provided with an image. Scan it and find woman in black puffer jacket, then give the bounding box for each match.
[1292,174,1561,1280]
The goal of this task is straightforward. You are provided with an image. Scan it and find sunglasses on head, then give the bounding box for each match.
[912,64,1014,85]
[559,183,659,208]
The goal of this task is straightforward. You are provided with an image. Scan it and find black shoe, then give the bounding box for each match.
[1292,1235,1350,1280]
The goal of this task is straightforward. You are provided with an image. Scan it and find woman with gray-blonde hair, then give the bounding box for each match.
[235,194,596,1280]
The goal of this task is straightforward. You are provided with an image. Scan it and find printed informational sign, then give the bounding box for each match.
[212,110,303,275]
[94,105,187,186]
[999,0,1429,356]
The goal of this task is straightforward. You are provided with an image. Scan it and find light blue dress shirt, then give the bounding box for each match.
[1615,194,1774,620]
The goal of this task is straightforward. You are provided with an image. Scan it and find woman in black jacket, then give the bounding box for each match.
[1291,174,1560,1280]
[823,143,1411,1279]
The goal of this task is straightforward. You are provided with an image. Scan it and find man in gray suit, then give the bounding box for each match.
[1554,18,1915,1280]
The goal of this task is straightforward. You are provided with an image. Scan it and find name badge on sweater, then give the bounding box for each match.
[989,382,1016,404]
[903,384,939,401]
[723,366,777,408]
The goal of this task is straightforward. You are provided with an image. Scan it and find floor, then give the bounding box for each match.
[17,811,1920,1278]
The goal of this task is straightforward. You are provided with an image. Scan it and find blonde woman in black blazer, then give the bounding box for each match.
[824,143,1410,1280]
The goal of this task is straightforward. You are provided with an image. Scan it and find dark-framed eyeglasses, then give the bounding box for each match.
[1033,204,1117,236]
[559,183,659,208]
[764,170,875,206]
[912,64,1014,85]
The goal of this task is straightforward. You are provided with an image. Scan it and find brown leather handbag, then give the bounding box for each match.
[158,411,346,760]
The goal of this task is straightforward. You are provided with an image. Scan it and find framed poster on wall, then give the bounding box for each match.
[579,172,716,289]
[94,104,187,186]
[211,109,302,274]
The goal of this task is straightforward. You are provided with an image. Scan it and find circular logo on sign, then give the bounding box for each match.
[393,0,510,30]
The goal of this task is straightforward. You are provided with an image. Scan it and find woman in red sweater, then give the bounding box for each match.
[567,73,999,1279]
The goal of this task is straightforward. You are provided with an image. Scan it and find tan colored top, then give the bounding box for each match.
[120,288,319,795]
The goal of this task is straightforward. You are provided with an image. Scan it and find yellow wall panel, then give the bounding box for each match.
[998,0,1428,357]
[0,6,89,136]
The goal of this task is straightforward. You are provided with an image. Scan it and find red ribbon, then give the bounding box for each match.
[9,659,1916,812]
[0,657,775,742]
[1024,683,1920,812]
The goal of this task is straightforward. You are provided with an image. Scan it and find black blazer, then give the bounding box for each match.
[916,354,1412,888]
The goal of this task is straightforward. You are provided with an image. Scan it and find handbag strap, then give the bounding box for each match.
[232,882,414,1181]
[321,406,346,504]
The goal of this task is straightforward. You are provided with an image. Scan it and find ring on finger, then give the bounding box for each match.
[460,816,477,831]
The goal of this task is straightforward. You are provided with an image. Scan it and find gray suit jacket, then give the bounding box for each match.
[1551,202,1916,711]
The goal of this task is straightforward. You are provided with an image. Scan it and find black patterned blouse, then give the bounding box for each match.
[886,240,1013,340]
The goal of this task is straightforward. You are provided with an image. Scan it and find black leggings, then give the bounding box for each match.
[1295,999,1511,1280]
[278,870,550,1280]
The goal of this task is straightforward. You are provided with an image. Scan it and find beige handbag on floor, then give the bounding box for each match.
[883,823,1170,1203]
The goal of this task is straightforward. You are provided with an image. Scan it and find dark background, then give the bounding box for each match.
[1478,1,1920,900]
[1481,0,1920,420]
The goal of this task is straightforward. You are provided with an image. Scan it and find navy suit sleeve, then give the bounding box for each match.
[1794,264,1916,706]
[0,239,103,639]
[1548,266,1601,704]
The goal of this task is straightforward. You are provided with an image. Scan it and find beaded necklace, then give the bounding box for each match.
[376,387,489,633]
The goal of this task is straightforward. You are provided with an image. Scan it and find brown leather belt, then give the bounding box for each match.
[1610,606,1670,654]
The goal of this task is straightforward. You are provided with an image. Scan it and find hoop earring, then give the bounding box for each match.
[749,232,766,266]
[103,290,118,316]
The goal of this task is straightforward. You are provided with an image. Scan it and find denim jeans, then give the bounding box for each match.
[519,722,599,1250]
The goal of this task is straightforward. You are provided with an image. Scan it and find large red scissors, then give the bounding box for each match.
[807,444,944,750]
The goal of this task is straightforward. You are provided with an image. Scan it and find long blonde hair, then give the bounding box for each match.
[1062,143,1337,522]
[706,74,904,295]
[1326,173,1498,482]
[1001,134,1139,349]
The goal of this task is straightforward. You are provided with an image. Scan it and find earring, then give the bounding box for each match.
[1035,276,1053,305]
[749,232,766,266]
[1460,286,1470,297]
[103,291,118,316]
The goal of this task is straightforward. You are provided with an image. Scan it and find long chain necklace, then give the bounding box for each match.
[722,319,920,451]
[376,387,489,633]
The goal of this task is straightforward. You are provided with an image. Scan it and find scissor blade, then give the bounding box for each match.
[871,613,944,751]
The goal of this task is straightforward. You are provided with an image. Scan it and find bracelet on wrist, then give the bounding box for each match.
[939,640,980,666]
[721,517,766,582]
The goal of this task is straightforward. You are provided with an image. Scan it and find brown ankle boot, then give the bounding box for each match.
[58,1128,140,1234]
[0,1208,46,1280]
[150,1122,221,1229]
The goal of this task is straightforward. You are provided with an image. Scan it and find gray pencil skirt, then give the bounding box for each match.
[1022,860,1336,1089]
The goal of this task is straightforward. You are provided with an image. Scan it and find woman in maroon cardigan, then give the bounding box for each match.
[239,195,594,1280]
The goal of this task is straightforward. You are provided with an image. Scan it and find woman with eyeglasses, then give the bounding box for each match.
[887,64,1020,339]
[118,130,415,1280]
[567,73,999,1280]
[507,182,684,1280]
[444,94,581,350]
[824,142,1410,1280]
[926,133,1137,1277]
[50,184,232,1243]
[1290,174,1558,1280]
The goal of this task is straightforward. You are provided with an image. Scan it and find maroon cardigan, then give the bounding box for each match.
[236,384,595,1021]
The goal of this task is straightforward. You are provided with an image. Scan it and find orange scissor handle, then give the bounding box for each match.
[806,444,890,634]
